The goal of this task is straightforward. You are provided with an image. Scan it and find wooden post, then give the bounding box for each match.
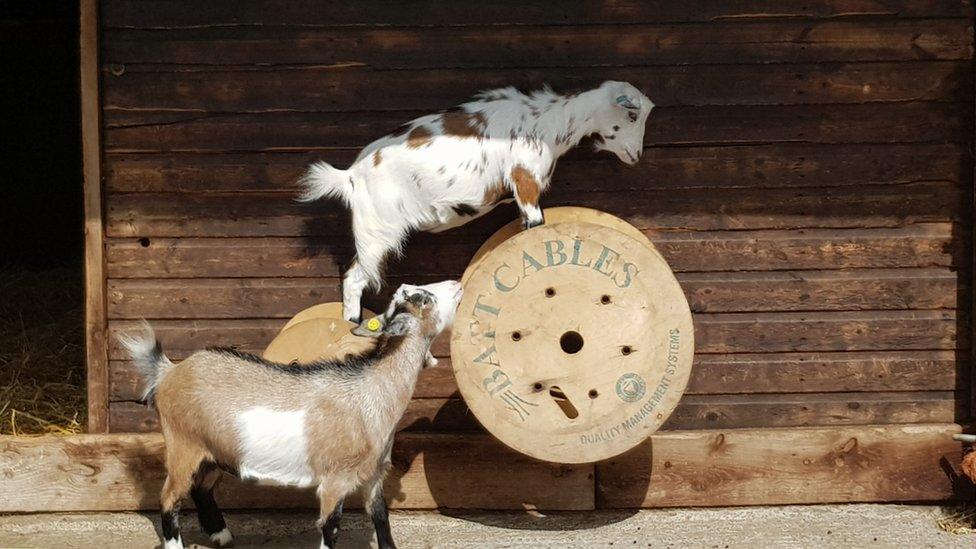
[81,0,108,433]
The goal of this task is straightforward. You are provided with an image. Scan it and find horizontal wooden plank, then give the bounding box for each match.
[0,433,593,512]
[108,390,962,433]
[0,425,966,511]
[688,350,966,394]
[104,224,967,280]
[596,423,965,507]
[695,310,967,353]
[107,310,966,364]
[101,20,973,67]
[650,224,966,272]
[679,268,964,312]
[102,103,972,152]
[662,391,963,429]
[100,1,975,28]
[105,269,964,320]
[102,62,972,113]
[102,144,970,194]
[105,182,966,237]
[108,350,966,402]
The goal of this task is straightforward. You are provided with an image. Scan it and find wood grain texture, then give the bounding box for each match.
[106,311,966,362]
[0,426,965,511]
[81,0,108,433]
[93,0,976,449]
[104,183,965,237]
[99,1,975,28]
[109,350,966,402]
[596,423,966,507]
[102,103,972,152]
[102,62,972,112]
[0,433,593,512]
[104,269,964,320]
[101,20,973,67]
[108,390,963,433]
[104,225,966,279]
[102,144,969,193]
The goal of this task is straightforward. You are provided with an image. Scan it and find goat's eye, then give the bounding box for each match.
[627,111,638,123]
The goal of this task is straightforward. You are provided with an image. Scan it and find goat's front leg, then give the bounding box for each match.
[366,484,396,549]
[510,166,545,229]
[364,438,397,549]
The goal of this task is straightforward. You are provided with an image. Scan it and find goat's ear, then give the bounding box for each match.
[351,316,386,338]
[615,94,639,110]
[383,314,412,337]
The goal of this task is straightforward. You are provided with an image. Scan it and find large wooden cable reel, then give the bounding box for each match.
[451,207,694,464]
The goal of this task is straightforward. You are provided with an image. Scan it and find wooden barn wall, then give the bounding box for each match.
[97,2,974,441]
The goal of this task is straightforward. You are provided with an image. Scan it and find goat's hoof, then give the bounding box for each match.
[210,528,234,547]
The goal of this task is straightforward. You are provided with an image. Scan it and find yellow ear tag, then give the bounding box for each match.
[366,318,381,332]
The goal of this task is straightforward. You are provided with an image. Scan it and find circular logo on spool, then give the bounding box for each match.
[615,373,646,403]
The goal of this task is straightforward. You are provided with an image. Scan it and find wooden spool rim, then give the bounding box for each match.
[264,303,376,364]
[463,206,660,284]
[280,302,376,332]
[452,219,694,464]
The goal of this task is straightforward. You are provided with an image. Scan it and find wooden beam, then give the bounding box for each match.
[81,0,108,433]
[0,425,965,512]
[0,432,593,512]
[596,423,968,508]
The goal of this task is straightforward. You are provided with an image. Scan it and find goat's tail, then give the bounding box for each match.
[117,320,174,405]
[297,161,354,205]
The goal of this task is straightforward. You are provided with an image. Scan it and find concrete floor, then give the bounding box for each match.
[0,505,972,548]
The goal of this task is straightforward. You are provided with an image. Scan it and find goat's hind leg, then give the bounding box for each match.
[342,259,371,323]
[190,460,233,547]
[343,221,401,322]
[159,442,207,549]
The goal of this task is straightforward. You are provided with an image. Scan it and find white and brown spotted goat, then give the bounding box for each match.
[300,81,653,322]
[120,280,463,549]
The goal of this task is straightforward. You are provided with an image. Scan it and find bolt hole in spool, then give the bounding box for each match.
[545,287,556,297]
[139,237,151,247]
[559,331,584,354]
[601,294,612,304]
[511,331,522,342]
[621,345,633,356]
[548,386,579,419]
[588,389,599,399]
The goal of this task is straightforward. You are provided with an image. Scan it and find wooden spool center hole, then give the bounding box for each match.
[560,331,584,354]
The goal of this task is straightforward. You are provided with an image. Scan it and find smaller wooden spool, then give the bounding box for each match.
[280,302,351,332]
[264,303,376,364]
[452,217,694,464]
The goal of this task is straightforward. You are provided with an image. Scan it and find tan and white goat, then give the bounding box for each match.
[299,81,653,322]
[120,280,463,549]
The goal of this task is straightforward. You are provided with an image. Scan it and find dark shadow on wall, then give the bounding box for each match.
[388,402,652,529]
[949,196,974,426]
